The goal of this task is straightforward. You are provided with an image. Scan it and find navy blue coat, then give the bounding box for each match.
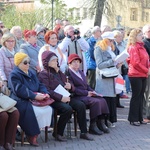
[8,66,48,136]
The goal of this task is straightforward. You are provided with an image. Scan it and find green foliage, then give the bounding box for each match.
[0,0,81,30]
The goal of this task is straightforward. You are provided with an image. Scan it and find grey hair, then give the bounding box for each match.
[142,24,150,34]
[10,26,22,34]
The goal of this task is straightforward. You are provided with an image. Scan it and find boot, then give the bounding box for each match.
[4,143,13,150]
[27,135,39,147]
[89,122,103,135]
[97,119,110,133]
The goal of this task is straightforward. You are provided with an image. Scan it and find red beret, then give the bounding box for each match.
[68,54,82,64]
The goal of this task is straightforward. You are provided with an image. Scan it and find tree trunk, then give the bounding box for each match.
[94,0,106,26]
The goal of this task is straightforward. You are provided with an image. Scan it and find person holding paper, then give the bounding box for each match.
[68,54,110,134]
[38,51,93,141]
[127,28,149,126]
[94,32,120,127]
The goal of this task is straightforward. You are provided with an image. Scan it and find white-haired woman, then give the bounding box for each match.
[10,26,25,49]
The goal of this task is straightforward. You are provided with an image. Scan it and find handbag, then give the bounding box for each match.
[101,67,119,78]
[30,93,54,107]
[0,93,17,112]
[121,64,128,75]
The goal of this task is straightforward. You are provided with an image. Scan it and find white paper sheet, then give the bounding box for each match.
[115,50,129,63]
[54,84,70,97]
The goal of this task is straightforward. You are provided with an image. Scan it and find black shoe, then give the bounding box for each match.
[16,131,22,141]
[80,133,94,141]
[97,119,110,133]
[130,122,140,126]
[56,135,67,142]
[117,105,124,108]
[89,123,103,135]
[52,132,67,142]
[140,121,147,125]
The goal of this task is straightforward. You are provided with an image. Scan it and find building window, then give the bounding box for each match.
[83,7,87,19]
[76,8,80,19]
[145,12,149,22]
[130,8,138,21]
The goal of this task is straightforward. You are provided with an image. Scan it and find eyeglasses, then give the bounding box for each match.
[6,40,15,43]
[109,39,114,42]
[22,60,30,65]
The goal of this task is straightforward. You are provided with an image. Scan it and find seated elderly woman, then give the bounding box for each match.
[38,51,93,141]
[0,78,19,150]
[8,52,52,146]
[67,54,110,134]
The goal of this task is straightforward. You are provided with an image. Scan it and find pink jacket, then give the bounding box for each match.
[0,47,17,81]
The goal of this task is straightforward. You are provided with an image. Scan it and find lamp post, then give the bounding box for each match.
[51,0,54,30]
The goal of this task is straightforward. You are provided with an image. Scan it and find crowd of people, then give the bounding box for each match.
[0,18,150,150]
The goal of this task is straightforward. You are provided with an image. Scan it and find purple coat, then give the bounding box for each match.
[38,68,75,101]
[68,69,109,119]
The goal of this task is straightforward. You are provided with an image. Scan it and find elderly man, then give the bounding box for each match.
[143,24,150,123]
[10,26,25,49]
[59,25,89,75]
[85,26,102,89]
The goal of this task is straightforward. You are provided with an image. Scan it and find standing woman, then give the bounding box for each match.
[0,33,18,85]
[94,32,120,127]
[127,29,149,126]
[38,31,67,73]
[20,30,41,74]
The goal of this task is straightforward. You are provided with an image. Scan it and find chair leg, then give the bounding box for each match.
[45,126,48,143]
[21,130,24,146]
[73,111,77,136]
[54,110,58,138]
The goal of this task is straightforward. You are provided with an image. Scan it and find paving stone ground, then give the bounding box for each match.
[15,93,150,150]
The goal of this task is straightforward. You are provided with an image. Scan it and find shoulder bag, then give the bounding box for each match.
[100,67,119,78]
[0,93,17,112]
[30,93,54,107]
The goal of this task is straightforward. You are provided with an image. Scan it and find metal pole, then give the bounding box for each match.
[52,0,54,30]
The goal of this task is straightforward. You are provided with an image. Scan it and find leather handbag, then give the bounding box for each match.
[121,64,128,75]
[101,67,119,78]
[0,93,17,112]
[30,93,54,107]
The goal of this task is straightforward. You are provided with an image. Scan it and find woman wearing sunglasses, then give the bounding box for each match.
[8,52,52,146]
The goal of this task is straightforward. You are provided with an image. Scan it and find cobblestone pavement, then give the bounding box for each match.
[15,94,150,150]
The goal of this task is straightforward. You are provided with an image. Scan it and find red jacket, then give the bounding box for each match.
[127,42,149,77]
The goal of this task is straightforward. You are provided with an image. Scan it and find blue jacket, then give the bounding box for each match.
[8,66,48,136]
[85,36,96,70]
